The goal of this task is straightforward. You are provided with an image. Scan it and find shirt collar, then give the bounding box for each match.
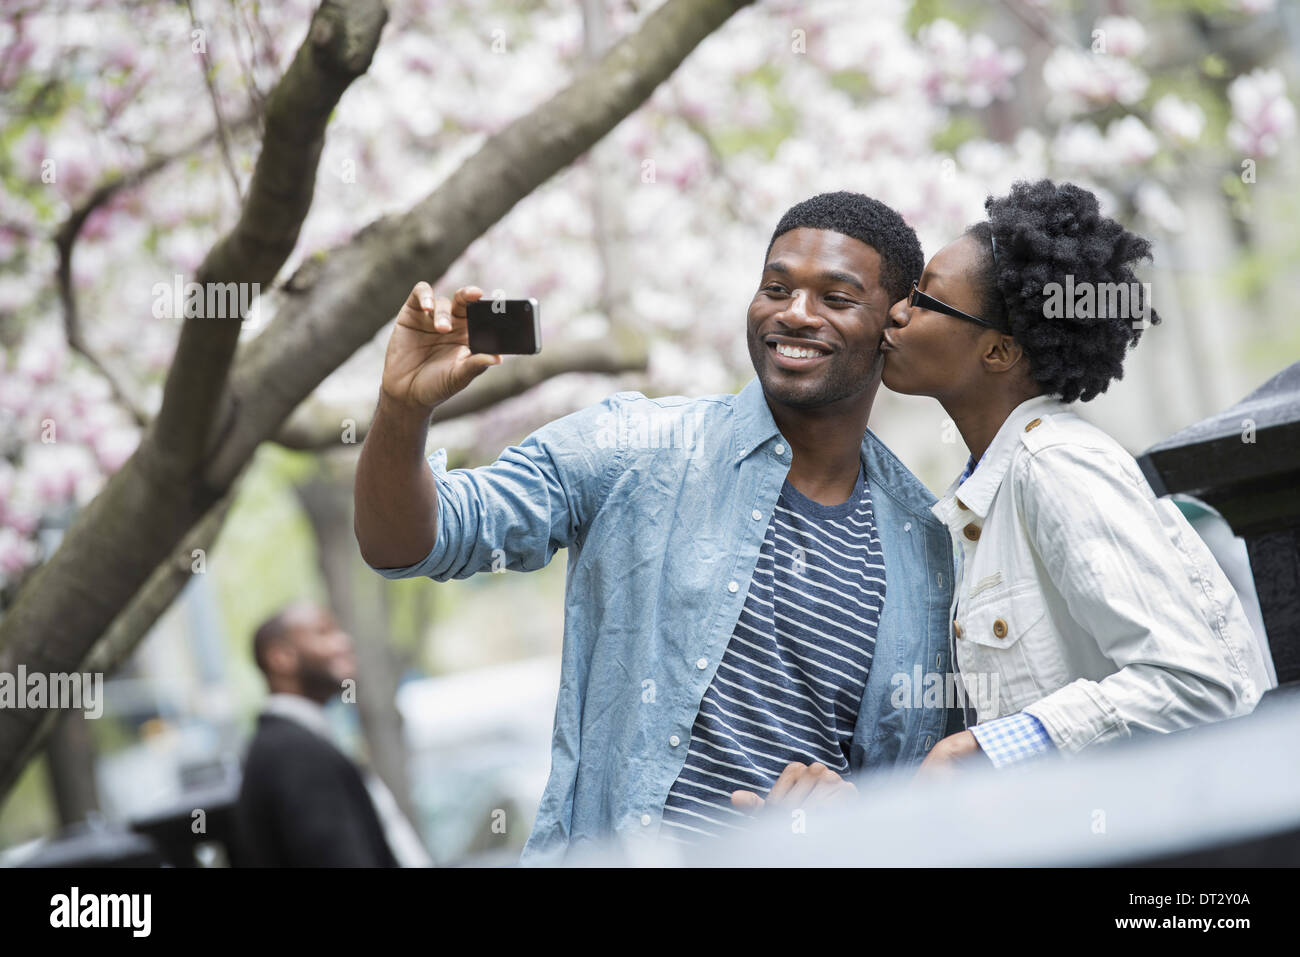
[950,393,1071,518]
[733,376,787,463]
[262,692,333,741]
[732,376,940,523]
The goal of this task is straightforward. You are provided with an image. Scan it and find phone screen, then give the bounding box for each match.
[467,298,541,355]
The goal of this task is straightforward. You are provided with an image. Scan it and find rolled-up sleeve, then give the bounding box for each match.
[366,395,624,582]
[1017,444,1262,753]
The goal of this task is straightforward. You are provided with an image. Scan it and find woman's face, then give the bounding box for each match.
[880,234,996,400]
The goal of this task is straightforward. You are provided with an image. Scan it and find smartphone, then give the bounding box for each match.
[467,297,541,355]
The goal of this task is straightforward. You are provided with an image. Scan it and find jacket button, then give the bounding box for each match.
[962,523,980,541]
[993,618,1008,638]
[953,620,963,638]
[1024,417,1042,432]
[956,498,969,511]
[641,814,652,826]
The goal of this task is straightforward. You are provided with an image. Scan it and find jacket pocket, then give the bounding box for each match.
[955,583,1055,718]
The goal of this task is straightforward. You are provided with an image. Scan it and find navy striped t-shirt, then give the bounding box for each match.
[660,462,885,843]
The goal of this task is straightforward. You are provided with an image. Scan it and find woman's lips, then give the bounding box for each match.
[880,330,899,352]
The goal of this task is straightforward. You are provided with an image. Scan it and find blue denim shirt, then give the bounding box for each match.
[368,377,955,865]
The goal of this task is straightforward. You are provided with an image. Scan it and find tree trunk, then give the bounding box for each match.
[44,711,100,827]
[0,0,754,801]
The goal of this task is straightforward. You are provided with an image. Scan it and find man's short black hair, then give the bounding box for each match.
[253,609,292,677]
[766,191,924,306]
[966,179,1161,403]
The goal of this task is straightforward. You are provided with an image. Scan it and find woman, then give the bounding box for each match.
[879,179,1271,774]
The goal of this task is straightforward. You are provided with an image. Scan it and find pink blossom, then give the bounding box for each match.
[0,527,41,586]
[90,425,141,473]
[1043,47,1148,117]
[1152,94,1205,146]
[919,19,1023,109]
[1227,69,1296,158]
[1093,17,1147,59]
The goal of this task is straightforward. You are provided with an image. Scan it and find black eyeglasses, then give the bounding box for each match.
[908,280,1007,332]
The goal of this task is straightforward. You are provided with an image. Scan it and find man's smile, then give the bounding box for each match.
[764,334,833,370]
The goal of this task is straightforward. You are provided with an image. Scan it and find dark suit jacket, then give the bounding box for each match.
[233,713,399,867]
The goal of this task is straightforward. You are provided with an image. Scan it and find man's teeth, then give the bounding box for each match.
[775,342,824,359]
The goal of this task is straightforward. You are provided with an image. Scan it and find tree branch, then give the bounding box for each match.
[147,0,388,479]
[207,0,751,488]
[53,111,259,426]
[3,488,239,790]
[0,0,388,797]
[84,490,238,676]
[0,0,752,800]
[186,0,246,206]
[274,338,648,451]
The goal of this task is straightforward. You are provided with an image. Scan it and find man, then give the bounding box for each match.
[355,192,958,865]
[232,602,431,867]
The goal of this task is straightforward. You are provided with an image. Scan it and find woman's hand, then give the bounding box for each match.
[913,730,987,780]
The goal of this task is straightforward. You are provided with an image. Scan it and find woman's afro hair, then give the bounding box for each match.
[967,179,1160,403]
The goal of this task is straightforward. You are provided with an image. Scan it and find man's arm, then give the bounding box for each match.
[354,394,441,569]
[354,282,499,569]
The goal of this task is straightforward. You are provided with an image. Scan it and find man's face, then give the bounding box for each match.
[747,227,893,410]
[281,604,357,701]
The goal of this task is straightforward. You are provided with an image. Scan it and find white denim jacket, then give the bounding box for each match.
[933,395,1272,754]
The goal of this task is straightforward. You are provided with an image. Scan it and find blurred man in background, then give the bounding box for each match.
[232,601,431,867]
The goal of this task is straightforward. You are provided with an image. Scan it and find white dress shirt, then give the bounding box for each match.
[930,395,1274,753]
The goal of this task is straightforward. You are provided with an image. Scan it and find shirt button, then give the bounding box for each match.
[696,657,708,670]
[903,521,912,532]
[962,523,980,542]
[953,620,964,638]
[751,509,762,520]
[775,443,786,455]
[727,581,739,593]
[1024,417,1042,432]
[640,814,652,826]
[956,497,969,511]
[993,618,1008,639]
[669,735,681,747]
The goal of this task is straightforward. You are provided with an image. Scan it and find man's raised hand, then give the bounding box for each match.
[380,282,501,415]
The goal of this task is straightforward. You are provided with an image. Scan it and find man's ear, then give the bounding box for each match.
[264,640,297,678]
[981,334,1025,375]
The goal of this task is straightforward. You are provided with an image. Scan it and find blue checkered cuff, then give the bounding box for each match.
[970,712,1055,768]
